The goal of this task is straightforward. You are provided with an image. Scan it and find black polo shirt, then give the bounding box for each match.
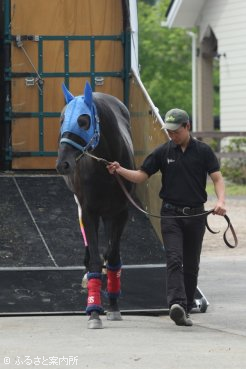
[140,136,220,207]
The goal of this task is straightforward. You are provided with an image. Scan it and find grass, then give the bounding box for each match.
[206,181,246,196]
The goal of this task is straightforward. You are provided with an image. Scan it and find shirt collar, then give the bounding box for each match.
[170,135,194,150]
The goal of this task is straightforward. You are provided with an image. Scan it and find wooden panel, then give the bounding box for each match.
[11,117,58,169]
[12,157,57,170]
[11,0,123,36]
[11,42,38,73]
[64,77,124,104]
[12,118,39,152]
[95,40,123,72]
[69,41,90,73]
[69,77,91,96]
[129,72,169,242]
[10,0,125,169]
[12,79,39,113]
[95,78,123,101]
[43,41,64,73]
[43,78,65,112]
[44,118,60,151]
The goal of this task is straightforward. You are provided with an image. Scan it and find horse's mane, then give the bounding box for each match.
[93,92,133,155]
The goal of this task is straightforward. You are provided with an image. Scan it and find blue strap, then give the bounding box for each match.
[87,272,102,280]
[60,137,85,151]
[107,263,122,271]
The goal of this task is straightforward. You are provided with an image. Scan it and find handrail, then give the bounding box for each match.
[193,131,246,138]
[131,68,166,130]
[192,131,246,158]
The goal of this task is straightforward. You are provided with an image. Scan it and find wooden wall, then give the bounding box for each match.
[129,71,169,242]
[10,0,125,169]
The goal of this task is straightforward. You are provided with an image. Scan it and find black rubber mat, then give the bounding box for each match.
[0,174,167,314]
[0,175,165,268]
[0,267,167,314]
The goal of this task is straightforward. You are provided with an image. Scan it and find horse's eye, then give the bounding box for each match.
[77,115,90,130]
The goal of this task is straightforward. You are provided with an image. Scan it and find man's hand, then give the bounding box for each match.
[213,200,226,216]
[209,171,226,216]
[107,162,148,183]
[107,161,120,174]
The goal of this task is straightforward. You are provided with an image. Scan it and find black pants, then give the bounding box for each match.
[161,203,206,312]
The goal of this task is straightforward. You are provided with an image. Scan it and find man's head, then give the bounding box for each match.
[164,108,189,131]
[164,108,191,146]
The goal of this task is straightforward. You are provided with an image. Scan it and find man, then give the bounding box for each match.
[107,108,226,327]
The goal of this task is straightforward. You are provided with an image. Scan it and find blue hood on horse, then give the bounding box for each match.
[60,82,100,152]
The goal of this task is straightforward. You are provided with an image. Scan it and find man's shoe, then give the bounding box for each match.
[169,304,193,326]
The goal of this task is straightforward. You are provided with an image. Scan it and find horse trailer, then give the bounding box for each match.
[0,0,208,315]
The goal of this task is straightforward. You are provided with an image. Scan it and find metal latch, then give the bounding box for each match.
[25,77,35,86]
[16,35,39,47]
[95,77,104,86]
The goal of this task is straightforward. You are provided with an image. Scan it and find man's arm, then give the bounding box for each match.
[209,171,226,215]
[107,162,148,184]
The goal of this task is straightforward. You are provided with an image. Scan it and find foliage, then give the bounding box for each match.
[220,138,246,185]
[138,0,220,118]
[213,59,220,117]
[138,0,193,117]
[206,181,246,196]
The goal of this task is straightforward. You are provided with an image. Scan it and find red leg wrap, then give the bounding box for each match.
[107,268,121,297]
[86,278,103,313]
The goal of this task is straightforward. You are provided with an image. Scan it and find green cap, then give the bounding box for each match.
[164,108,189,130]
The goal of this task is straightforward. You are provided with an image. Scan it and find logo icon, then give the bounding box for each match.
[166,115,176,122]
[167,158,175,164]
[88,296,95,304]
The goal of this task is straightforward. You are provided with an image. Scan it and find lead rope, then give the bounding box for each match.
[205,213,238,249]
[81,152,238,248]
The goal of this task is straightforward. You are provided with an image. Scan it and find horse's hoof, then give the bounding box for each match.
[87,318,103,329]
[106,311,122,321]
[81,273,88,288]
[87,311,103,329]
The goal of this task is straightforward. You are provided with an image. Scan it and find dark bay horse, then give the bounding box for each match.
[56,82,135,328]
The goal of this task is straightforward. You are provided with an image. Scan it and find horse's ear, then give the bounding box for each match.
[84,81,93,108]
[62,83,74,104]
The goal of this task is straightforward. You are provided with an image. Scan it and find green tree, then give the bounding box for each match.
[213,58,220,118]
[138,0,193,117]
[138,0,220,120]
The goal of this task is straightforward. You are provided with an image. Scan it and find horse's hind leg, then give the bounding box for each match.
[103,208,128,321]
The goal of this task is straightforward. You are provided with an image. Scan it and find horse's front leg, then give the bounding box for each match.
[103,208,128,321]
[82,211,104,329]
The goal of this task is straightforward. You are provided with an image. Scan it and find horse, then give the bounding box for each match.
[56,82,135,328]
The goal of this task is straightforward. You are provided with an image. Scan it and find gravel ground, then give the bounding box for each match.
[202,196,245,257]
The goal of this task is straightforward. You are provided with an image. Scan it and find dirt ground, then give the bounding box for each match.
[202,196,246,257]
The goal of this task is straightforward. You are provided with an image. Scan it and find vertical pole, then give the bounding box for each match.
[3,0,11,167]
[38,38,44,153]
[64,36,69,88]
[124,30,131,108]
[90,37,95,91]
[187,31,197,132]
